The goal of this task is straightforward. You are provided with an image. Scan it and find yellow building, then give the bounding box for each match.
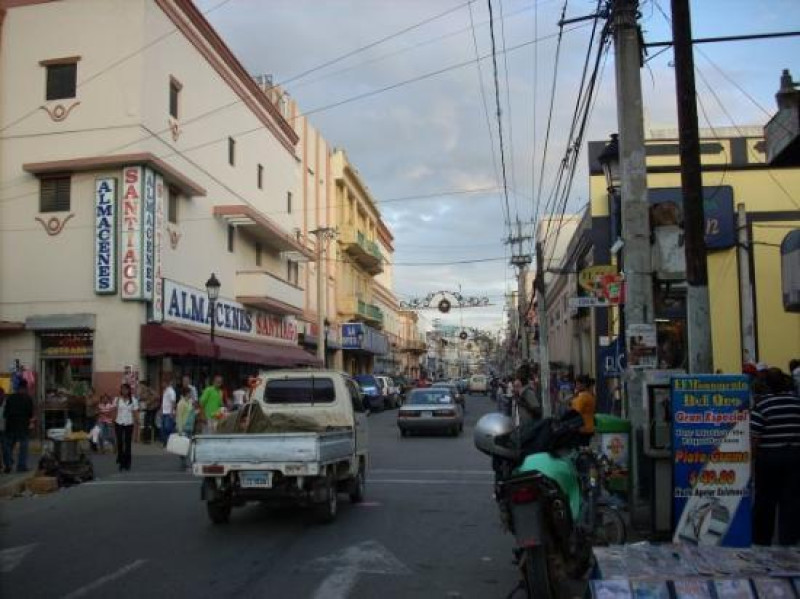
[588,128,800,375]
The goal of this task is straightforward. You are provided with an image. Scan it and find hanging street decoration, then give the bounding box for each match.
[400,290,492,312]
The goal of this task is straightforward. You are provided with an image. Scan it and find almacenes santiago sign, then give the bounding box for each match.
[162,279,297,344]
[95,178,117,294]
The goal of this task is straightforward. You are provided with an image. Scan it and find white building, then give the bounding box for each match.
[0,0,319,421]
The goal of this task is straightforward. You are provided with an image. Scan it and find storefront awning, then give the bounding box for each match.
[141,325,320,367]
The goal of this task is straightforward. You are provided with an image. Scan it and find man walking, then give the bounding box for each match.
[751,368,800,545]
[199,375,224,434]
[3,379,34,473]
[160,378,177,446]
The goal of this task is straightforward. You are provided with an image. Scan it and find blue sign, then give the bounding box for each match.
[341,323,363,349]
[671,375,751,547]
[649,186,735,250]
[340,322,389,355]
[600,337,626,377]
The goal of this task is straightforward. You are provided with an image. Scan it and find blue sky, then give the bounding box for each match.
[201,0,800,332]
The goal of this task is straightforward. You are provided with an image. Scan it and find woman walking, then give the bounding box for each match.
[175,386,197,471]
[112,383,138,471]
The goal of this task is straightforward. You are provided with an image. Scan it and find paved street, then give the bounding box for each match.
[0,395,522,599]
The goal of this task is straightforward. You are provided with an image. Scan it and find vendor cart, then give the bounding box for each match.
[39,433,94,486]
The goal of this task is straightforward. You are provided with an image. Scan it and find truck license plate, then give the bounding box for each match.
[421,411,433,418]
[240,471,272,489]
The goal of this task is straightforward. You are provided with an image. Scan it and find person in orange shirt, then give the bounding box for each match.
[571,375,597,438]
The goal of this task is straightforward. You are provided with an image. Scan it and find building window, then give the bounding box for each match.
[287,191,293,214]
[167,187,179,224]
[257,164,264,189]
[287,260,299,285]
[43,60,78,101]
[255,243,262,267]
[39,175,71,212]
[227,224,235,253]
[169,77,181,119]
[228,137,236,166]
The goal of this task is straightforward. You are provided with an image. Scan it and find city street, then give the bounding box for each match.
[0,396,521,599]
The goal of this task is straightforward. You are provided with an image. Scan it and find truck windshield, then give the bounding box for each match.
[265,378,336,404]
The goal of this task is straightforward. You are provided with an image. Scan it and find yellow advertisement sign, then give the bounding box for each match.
[578,265,618,293]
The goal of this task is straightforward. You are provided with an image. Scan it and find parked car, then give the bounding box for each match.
[354,375,384,412]
[190,370,368,525]
[432,381,466,412]
[468,374,488,394]
[397,387,464,437]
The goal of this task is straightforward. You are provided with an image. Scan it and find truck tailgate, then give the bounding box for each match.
[192,431,354,465]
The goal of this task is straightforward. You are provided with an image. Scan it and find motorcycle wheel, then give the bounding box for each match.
[523,546,553,599]
[593,506,627,545]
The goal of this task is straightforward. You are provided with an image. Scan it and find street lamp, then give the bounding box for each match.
[205,273,221,346]
[323,318,330,369]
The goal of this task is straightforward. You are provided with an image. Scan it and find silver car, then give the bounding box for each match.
[397,388,464,437]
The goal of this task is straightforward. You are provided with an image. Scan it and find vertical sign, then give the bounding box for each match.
[94,178,117,294]
[152,175,165,321]
[121,166,143,299]
[671,374,751,547]
[141,168,156,301]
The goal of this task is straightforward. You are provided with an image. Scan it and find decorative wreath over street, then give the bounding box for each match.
[399,290,491,312]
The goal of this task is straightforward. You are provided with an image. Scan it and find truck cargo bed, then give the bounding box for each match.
[192,430,354,466]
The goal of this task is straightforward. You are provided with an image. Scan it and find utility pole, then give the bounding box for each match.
[612,0,654,516]
[671,0,713,373]
[736,204,756,363]
[534,242,552,417]
[508,221,533,369]
[309,227,337,365]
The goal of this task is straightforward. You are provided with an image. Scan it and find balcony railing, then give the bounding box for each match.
[235,270,303,314]
[340,225,384,275]
[340,295,384,326]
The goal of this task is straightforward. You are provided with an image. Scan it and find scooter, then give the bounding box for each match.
[475,411,625,598]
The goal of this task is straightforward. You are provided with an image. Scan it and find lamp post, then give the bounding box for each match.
[323,318,330,369]
[205,273,221,347]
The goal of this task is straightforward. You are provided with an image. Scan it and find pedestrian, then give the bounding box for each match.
[112,383,138,472]
[96,394,115,453]
[514,376,542,426]
[160,377,177,447]
[232,380,247,410]
[138,380,158,444]
[790,359,800,397]
[2,379,34,473]
[175,385,197,470]
[571,375,597,442]
[181,374,198,404]
[199,374,224,434]
[751,368,800,545]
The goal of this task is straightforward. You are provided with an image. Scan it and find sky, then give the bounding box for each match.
[199,0,800,333]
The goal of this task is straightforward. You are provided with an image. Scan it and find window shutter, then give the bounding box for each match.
[39,176,71,212]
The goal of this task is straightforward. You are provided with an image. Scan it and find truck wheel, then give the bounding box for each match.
[349,468,365,504]
[315,476,338,524]
[207,500,231,525]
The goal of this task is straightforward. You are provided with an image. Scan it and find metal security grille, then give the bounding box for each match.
[40,176,71,212]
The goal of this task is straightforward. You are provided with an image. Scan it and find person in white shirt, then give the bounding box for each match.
[181,375,198,404]
[112,383,139,471]
[231,381,247,411]
[160,379,177,447]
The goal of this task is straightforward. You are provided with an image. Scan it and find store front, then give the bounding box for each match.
[39,330,94,431]
[298,321,342,369]
[340,322,389,375]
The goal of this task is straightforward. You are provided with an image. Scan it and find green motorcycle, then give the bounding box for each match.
[475,412,626,598]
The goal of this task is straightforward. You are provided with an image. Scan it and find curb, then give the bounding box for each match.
[0,471,37,498]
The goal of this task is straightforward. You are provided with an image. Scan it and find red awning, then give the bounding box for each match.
[140,325,320,367]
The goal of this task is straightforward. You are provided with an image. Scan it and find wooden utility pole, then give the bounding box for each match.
[671,0,713,373]
[535,242,552,417]
[309,227,337,365]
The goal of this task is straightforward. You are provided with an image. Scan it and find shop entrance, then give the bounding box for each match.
[39,331,94,434]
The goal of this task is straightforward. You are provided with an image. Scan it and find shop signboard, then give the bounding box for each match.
[162,279,297,344]
[671,374,751,547]
[340,322,389,354]
[94,177,117,294]
[141,168,156,301]
[341,322,364,349]
[152,175,165,321]
[120,166,144,300]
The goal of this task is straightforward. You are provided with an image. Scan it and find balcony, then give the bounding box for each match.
[403,340,427,354]
[235,270,304,316]
[339,296,384,327]
[339,225,383,275]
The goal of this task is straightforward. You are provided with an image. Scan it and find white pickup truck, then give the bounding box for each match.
[191,370,369,525]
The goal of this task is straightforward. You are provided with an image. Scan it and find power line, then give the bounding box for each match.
[486,0,513,230]
[498,0,520,224]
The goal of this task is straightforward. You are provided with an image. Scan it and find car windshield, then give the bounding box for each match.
[354,375,378,388]
[407,390,454,405]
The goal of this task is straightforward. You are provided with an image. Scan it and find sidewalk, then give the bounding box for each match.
[0,440,171,497]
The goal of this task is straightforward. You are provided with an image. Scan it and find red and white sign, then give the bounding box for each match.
[120,166,143,299]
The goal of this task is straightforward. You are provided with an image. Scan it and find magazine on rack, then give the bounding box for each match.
[751,577,796,598]
[712,579,756,599]
[630,579,670,598]
[671,579,714,599]
[591,579,633,599]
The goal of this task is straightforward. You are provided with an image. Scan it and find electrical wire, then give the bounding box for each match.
[498,0,520,224]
